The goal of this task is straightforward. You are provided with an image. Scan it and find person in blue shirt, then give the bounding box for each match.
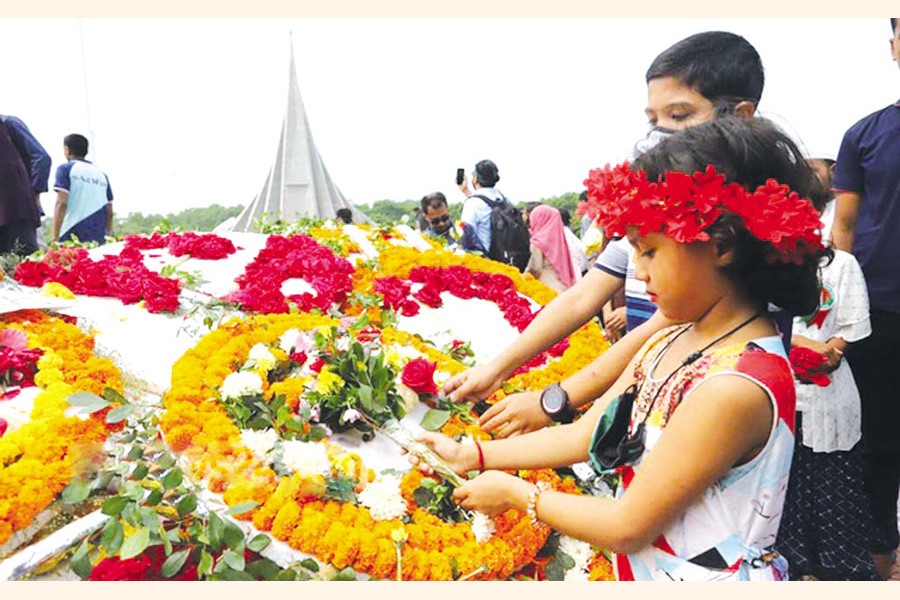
[52,133,114,245]
[830,17,900,581]
[457,159,502,255]
[0,115,50,255]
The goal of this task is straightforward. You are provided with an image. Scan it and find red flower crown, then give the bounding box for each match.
[577,162,824,264]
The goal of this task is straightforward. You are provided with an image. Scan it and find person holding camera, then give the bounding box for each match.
[457,160,501,256]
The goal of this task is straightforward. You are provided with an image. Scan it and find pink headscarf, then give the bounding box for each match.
[528,205,575,288]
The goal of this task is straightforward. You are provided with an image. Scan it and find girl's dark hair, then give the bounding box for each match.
[632,116,831,317]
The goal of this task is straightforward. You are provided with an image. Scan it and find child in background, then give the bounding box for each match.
[775,160,879,580]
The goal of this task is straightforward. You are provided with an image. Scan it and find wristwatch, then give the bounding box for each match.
[539,383,575,424]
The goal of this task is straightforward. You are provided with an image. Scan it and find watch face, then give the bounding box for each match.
[541,386,567,413]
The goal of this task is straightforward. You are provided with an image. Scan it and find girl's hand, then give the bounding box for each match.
[453,471,533,517]
[479,391,550,438]
[412,430,474,475]
[442,363,504,403]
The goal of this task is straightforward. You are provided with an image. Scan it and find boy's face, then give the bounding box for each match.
[645,76,717,131]
[891,22,900,67]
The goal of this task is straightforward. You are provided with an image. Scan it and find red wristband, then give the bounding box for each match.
[474,440,485,472]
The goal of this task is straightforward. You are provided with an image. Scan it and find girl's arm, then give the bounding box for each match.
[455,373,773,554]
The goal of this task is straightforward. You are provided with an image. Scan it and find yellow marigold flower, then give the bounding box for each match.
[390,526,408,546]
[40,281,76,299]
[315,367,344,394]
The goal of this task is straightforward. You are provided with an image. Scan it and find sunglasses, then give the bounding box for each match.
[429,214,451,226]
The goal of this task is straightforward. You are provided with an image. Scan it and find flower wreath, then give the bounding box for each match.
[225,234,355,314]
[123,231,238,260]
[367,247,608,399]
[0,310,123,548]
[159,313,580,580]
[579,162,824,263]
[13,246,182,313]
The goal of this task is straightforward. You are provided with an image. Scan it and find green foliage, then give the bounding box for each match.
[114,204,245,236]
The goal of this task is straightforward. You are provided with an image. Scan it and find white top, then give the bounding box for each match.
[792,249,871,452]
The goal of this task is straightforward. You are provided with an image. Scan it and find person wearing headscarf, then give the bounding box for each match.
[525,205,575,292]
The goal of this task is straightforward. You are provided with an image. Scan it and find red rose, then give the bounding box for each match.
[290,351,308,366]
[401,358,438,396]
[309,358,326,373]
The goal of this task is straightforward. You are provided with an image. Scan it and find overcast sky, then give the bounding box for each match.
[1,18,897,217]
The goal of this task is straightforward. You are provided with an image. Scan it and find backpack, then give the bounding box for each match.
[473,194,531,272]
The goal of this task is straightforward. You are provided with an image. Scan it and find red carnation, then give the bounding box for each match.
[401,358,438,396]
[788,347,831,387]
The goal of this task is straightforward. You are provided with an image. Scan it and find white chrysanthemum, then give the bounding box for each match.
[559,535,594,571]
[278,329,302,353]
[357,474,407,521]
[335,335,351,353]
[248,343,276,368]
[563,567,590,581]
[220,371,264,400]
[281,440,332,476]
[471,511,495,543]
[240,428,278,460]
[433,370,451,388]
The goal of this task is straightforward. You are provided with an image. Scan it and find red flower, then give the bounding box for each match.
[290,351,308,366]
[309,358,326,373]
[788,347,831,387]
[0,417,7,437]
[401,358,438,396]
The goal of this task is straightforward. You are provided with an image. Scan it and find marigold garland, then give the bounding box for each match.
[160,312,569,579]
[0,310,122,547]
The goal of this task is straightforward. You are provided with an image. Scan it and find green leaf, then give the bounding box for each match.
[70,539,92,579]
[131,462,150,481]
[247,533,270,553]
[119,527,151,560]
[299,558,320,573]
[221,549,246,571]
[412,487,434,507]
[100,518,124,555]
[225,501,258,516]
[160,525,172,555]
[139,507,160,530]
[176,494,198,518]
[102,386,127,405]
[208,511,225,550]
[61,477,92,504]
[332,567,357,581]
[157,453,176,470]
[245,557,281,580]
[101,495,130,516]
[161,548,192,578]
[223,520,245,551]
[212,567,254,581]
[145,489,164,506]
[162,468,183,490]
[279,569,302,581]
[198,549,214,577]
[67,391,110,414]
[126,444,144,460]
[419,409,451,431]
[105,404,134,424]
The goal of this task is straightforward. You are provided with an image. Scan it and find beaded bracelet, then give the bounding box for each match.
[526,481,551,527]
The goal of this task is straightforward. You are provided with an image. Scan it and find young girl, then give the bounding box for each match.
[525,205,577,293]
[413,117,829,581]
[775,168,879,580]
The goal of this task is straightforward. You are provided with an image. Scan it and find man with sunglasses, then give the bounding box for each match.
[420,192,457,245]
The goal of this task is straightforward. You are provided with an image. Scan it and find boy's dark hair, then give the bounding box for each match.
[558,207,572,227]
[64,133,89,157]
[474,160,500,187]
[646,32,764,108]
[524,201,542,218]
[335,208,353,224]
[633,116,830,317]
[421,192,448,212]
